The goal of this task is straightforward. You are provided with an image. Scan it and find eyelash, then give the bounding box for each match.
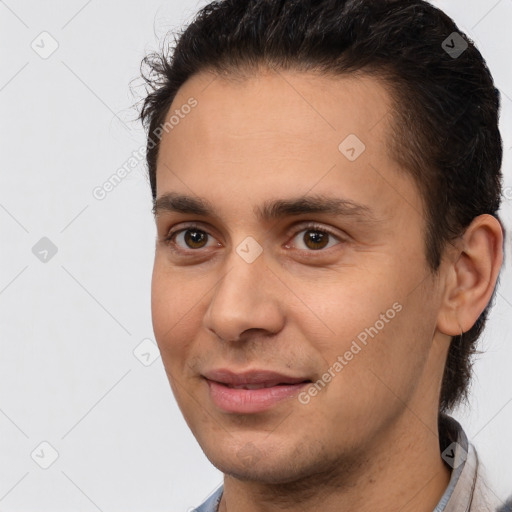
[163,222,344,255]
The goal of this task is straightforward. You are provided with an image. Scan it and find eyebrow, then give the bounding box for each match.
[152,192,377,223]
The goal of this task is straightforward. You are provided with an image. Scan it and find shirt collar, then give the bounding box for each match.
[433,412,471,511]
[435,413,503,511]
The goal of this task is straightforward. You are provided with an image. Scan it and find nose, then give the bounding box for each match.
[202,249,285,343]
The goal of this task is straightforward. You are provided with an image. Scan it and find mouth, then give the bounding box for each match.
[202,368,312,413]
[202,368,311,386]
[221,382,311,390]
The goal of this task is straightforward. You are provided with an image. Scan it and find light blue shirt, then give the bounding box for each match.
[192,414,508,511]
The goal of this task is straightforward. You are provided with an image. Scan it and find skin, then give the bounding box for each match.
[150,67,503,512]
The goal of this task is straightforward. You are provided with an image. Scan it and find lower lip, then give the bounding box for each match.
[205,379,310,413]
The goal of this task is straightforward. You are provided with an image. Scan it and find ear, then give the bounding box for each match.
[437,214,503,336]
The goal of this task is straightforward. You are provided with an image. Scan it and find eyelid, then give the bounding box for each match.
[164,221,210,240]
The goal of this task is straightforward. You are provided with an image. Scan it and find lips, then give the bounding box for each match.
[202,368,310,387]
[228,383,287,390]
[202,368,312,413]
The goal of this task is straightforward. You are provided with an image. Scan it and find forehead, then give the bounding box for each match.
[155,68,418,223]
[163,68,393,154]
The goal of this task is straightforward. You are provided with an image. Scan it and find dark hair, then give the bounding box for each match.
[138,0,503,413]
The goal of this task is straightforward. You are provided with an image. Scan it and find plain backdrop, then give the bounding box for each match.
[0,0,511,510]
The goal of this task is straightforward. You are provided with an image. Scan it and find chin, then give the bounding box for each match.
[214,459,305,484]
[202,438,330,486]
[201,441,287,481]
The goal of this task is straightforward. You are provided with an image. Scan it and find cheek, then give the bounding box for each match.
[294,262,435,395]
[322,289,436,417]
[284,266,402,350]
[150,261,205,362]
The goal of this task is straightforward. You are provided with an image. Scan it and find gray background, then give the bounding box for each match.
[0,0,511,510]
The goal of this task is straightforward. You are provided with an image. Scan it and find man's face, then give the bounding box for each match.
[151,69,448,482]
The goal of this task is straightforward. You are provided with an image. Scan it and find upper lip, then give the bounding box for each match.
[202,369,311,387]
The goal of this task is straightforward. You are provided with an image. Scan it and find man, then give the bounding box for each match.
[138,0,510,510]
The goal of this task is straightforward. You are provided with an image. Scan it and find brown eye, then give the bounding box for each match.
[166,227,218,251]
[183,229,208,249]
[288,225,342,252]
[303,230,329,250]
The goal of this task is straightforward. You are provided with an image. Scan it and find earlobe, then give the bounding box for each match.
[436,214,503,337]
